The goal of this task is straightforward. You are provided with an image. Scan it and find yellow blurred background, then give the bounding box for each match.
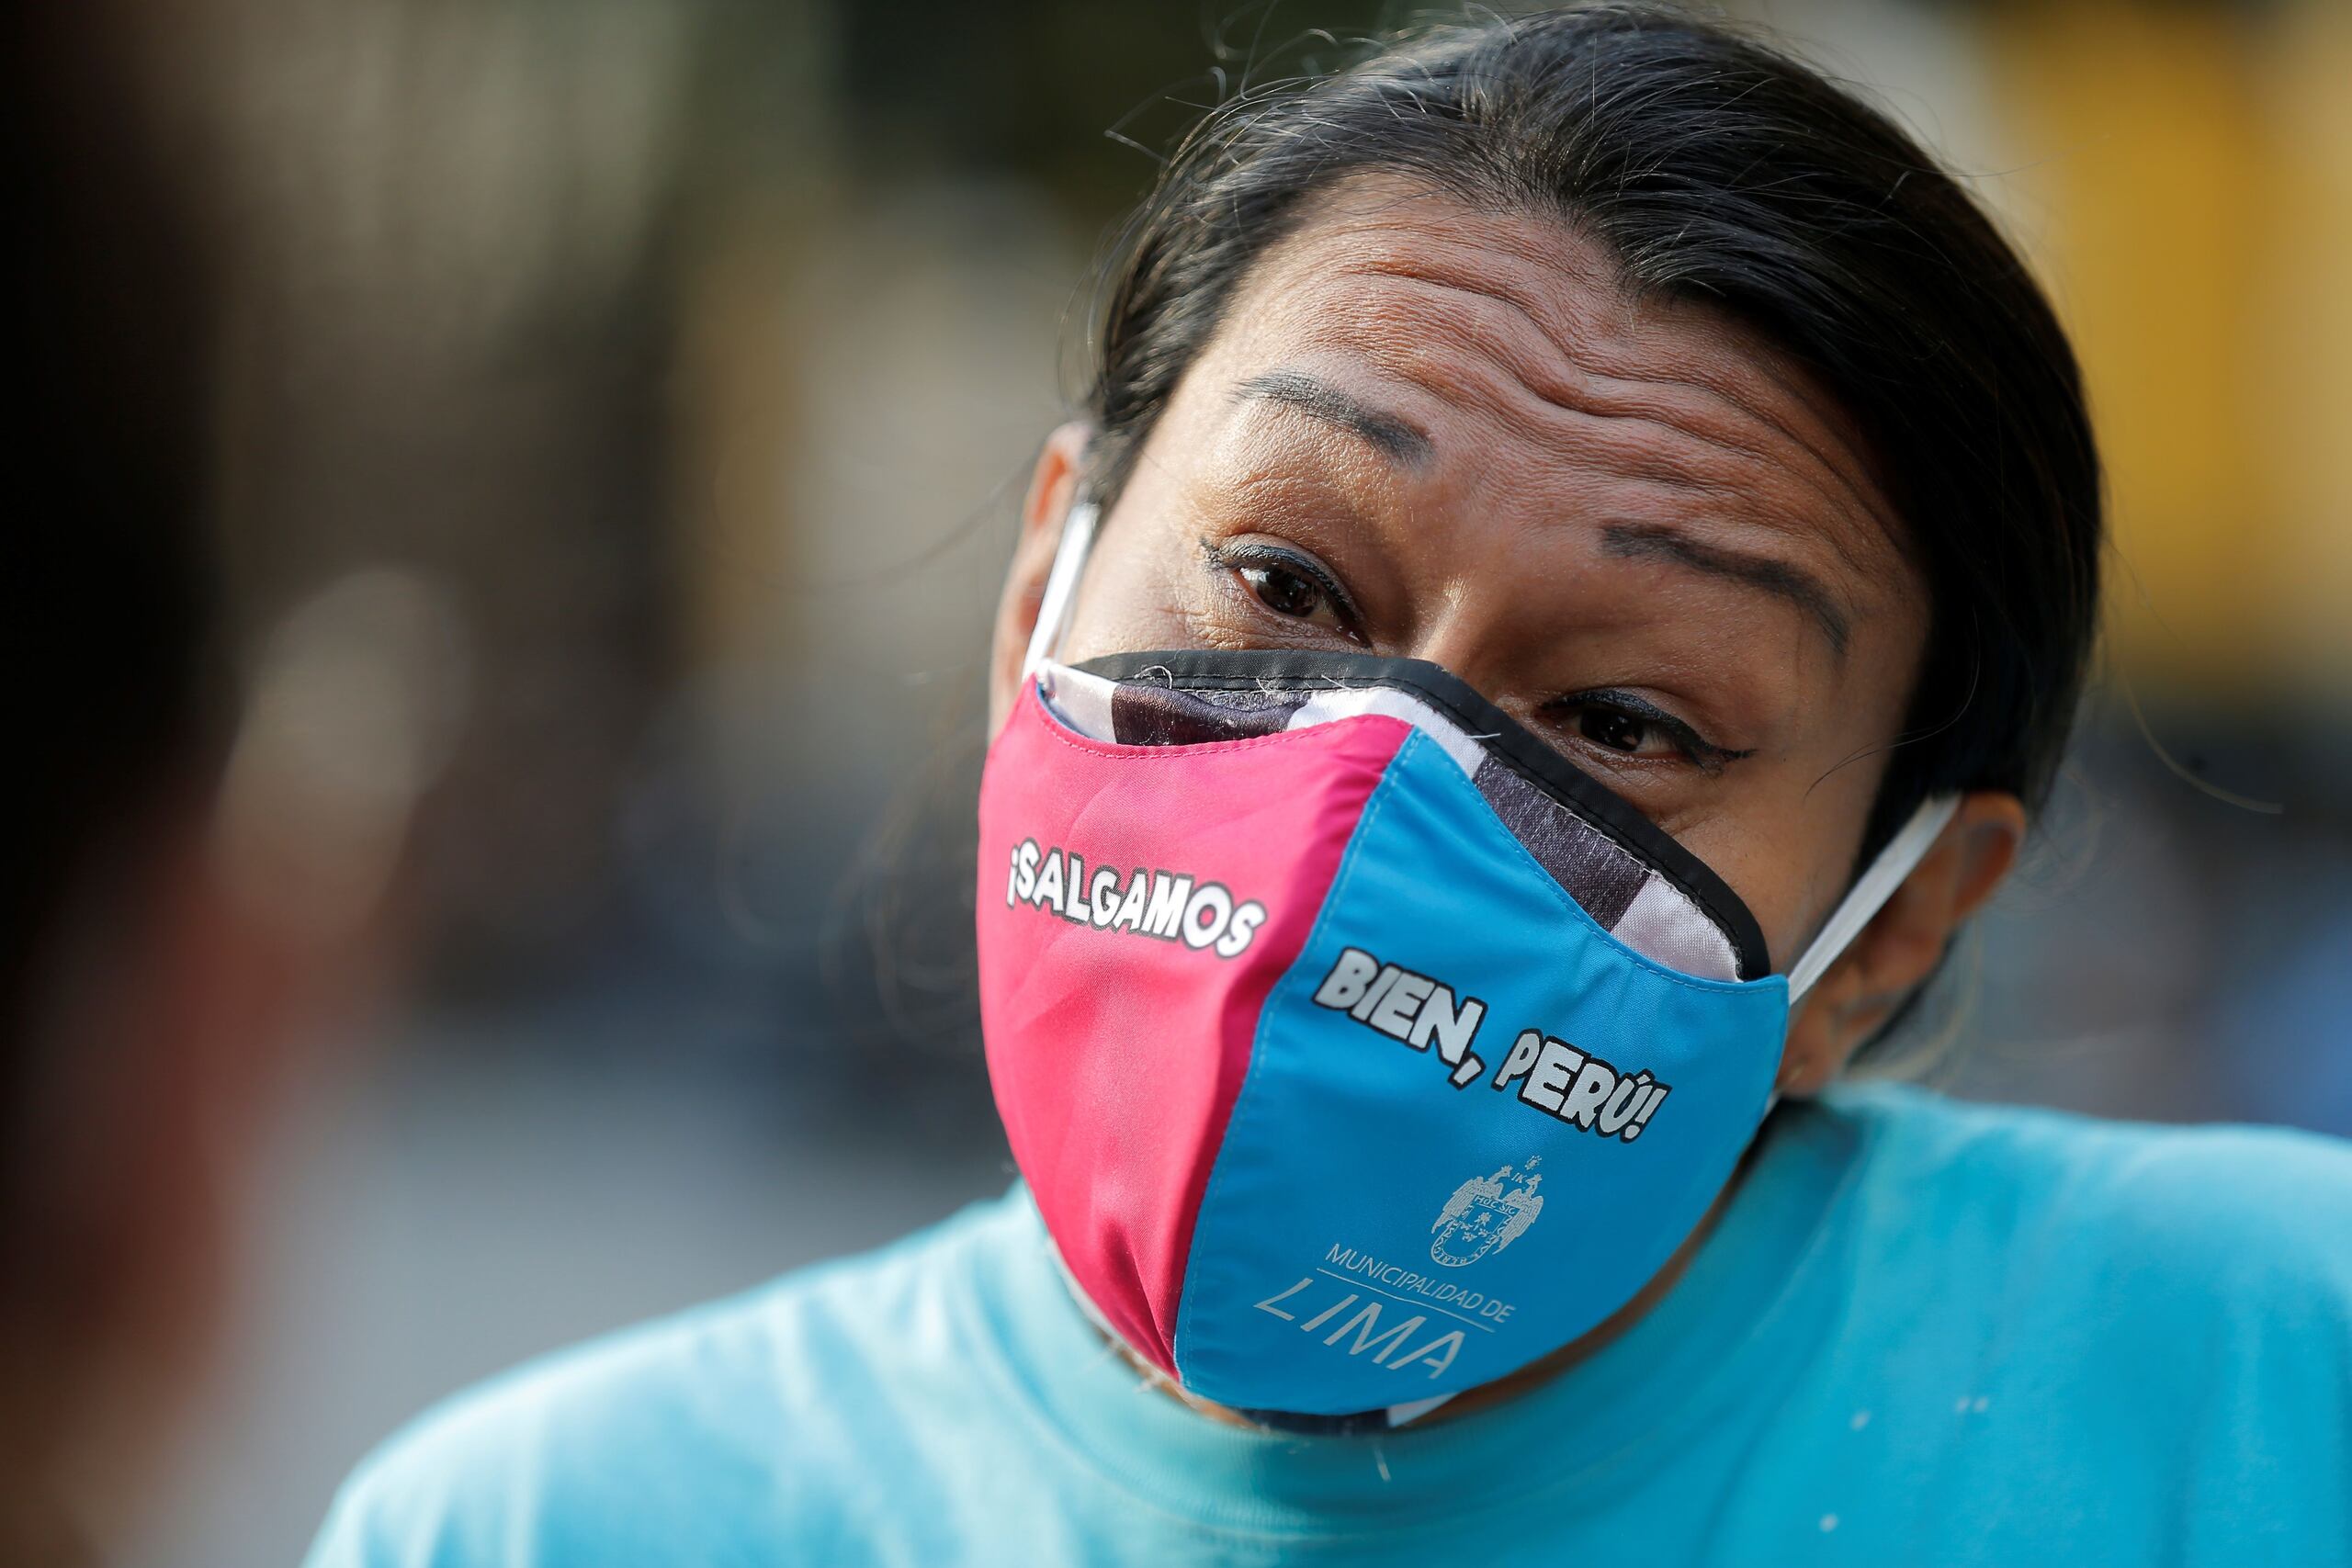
[1986,0,2352,700]
[108,2,2350,1562]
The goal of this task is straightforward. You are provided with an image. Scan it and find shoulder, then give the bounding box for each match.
[305,1191,1030,1568]
[1808,1086,2352,1547]
[1826,1082,2352,1320]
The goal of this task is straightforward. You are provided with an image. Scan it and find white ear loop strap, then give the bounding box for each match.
[1783,794,1962,1003]
[1021,502,1102,679]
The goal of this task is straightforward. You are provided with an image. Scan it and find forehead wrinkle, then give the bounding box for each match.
[1322,258,1904,581]
[1346,313,1891,601]
[1261,180,1903,542]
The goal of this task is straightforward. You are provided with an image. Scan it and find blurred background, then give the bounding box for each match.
[96,0,2351,1562]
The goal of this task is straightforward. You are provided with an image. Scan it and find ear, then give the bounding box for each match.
[987,422,1093,738]
[1777,790,2026,1095]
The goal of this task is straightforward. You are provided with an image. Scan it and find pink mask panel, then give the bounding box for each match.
[976,678,1416,1378]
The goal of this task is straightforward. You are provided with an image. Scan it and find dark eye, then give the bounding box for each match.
[1546,689,1751,772]
[1239,561,1325,620]
[1200,537,1363,642]
[1575,705,1656,755]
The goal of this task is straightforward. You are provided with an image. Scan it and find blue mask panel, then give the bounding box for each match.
[1171,727,1789,1416]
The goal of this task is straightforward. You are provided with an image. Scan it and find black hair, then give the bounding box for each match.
[1080,3,2103,876]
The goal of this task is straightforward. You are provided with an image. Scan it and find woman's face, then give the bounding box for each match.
[994,180,2021,1078]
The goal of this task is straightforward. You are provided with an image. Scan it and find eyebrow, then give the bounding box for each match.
[1231,368,1434,467]
[1600,521,1852,659]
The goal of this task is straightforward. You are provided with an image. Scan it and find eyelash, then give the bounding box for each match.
[1540,690,1756,774]
[1199,537,1367,644]
[1197,535,1754,773]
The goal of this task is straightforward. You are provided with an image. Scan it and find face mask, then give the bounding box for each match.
[977,503,1955,1427]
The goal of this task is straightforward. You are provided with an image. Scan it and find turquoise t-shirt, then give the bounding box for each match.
[306,1085,2352,1566]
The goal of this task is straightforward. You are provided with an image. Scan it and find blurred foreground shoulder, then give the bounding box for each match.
[304,1191,1027,1568]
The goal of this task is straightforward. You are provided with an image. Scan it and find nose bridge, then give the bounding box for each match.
[1397,570,1529,710]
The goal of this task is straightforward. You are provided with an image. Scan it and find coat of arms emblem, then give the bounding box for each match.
[1429,1157,1545,1268]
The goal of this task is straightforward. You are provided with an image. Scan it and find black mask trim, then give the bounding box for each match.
[1069,649,1772,983]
